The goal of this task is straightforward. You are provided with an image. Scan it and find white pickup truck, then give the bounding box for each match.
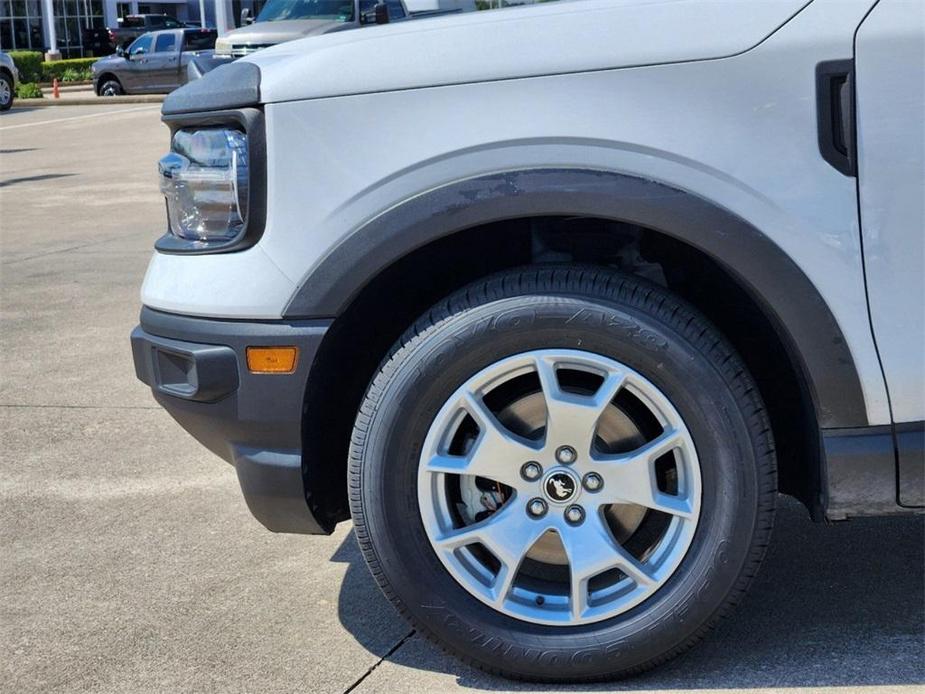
[213,0,462,57]
[133,0,924,681]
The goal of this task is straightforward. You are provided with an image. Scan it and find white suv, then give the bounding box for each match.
[132,0,924,680]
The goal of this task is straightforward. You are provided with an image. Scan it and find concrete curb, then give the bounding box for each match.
[13,95,164,107]
[37,81,95,90]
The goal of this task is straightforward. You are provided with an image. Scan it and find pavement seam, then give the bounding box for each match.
[0,231,150,266]
[343,629,416,694]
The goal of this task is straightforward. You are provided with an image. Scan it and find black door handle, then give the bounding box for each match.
[816,59,856,177]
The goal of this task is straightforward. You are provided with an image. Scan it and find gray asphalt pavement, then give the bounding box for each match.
[1,104,923,694]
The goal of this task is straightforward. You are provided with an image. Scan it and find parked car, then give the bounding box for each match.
[0,51,19,111]
[213,0,448,57]
[132,0,924,683]
[92,29,217,95]
[106,14,187,52]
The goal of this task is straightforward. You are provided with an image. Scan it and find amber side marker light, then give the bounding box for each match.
[246,347,299,374]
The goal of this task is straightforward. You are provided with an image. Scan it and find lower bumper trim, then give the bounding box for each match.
[233,446,331,534]
[132,307,334,535]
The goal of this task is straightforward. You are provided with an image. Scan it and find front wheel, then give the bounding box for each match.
[98,79,123,97]
[350,267,776,681]
[0,73,13,111]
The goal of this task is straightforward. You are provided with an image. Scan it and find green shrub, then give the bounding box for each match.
[15,82,43,99]
[41,58,97,82]
[60,66,92,82]
[7,50,43,82]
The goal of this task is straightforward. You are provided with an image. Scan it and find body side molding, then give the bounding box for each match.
[824,421,925,519]
[284,168,868,429]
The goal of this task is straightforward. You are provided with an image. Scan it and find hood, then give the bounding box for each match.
[220,19,344,45]
[245,0,811,104]
[92,54,127,71]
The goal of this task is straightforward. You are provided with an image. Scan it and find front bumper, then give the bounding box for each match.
[131,306,333,534]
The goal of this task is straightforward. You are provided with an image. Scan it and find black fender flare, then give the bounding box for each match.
[284,168,868,428]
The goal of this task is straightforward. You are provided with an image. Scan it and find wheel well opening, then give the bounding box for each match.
[302,217,821,527]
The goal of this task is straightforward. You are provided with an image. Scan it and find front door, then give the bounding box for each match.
[855,0,925,506]
[146,31,181,92]
[121,33,154,92]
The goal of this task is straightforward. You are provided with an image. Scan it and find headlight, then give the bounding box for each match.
[159,128,249,244]
[214,38,231,55]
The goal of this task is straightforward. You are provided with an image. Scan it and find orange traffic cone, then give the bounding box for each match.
[52,78,60,99]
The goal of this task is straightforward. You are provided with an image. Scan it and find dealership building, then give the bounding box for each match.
[0,0,261,57]
[0,0,509,58]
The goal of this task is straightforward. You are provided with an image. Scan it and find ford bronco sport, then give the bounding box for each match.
[131,0,924,681]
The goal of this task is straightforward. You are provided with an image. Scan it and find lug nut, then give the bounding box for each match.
[565,504,585,525]
[521,461,543,481]
[583,473,603,492]
[556,445,577,465]
[527,498,548,518]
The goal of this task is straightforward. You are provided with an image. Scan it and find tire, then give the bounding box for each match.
[0,73,13,111]
[349,266,776,681]
[98,79,123,97]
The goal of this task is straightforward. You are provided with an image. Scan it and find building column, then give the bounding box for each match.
[41,0,61,59]
[214,0,233,35]
[103,0,119,28]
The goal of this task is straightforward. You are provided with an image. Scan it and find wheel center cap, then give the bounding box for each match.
[544,471,577,503]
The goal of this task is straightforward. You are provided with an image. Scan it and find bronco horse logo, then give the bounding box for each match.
[546,474,576,501]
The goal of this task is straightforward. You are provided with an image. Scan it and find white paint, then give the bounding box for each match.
[0,106,160,131]
[855,1,925,422]
[142,0,896,424]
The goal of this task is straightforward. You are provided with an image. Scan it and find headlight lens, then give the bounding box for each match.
[159,128,249,243]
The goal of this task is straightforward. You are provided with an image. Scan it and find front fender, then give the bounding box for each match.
[282,168,867,430]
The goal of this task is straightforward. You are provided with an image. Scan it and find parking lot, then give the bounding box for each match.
[1,104,923,694]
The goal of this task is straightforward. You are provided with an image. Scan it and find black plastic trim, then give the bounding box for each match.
[823,422,924,519]
[823,425,896,519]
[897,421,925,507]
[233,447,324,535]
[131,328,238,402]
[284,168,869,429]
[132,307,334,534]
[155,108,267,255]
[162,60,260,115]
[816,60,857,177]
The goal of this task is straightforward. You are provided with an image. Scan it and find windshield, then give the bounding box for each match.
[255,0,356,23]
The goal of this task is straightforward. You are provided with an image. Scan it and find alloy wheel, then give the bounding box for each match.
[418,349,701,625]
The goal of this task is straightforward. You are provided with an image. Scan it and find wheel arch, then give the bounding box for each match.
[293,169,867,527]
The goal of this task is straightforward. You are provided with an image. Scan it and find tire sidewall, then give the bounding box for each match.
[358,293,762,678]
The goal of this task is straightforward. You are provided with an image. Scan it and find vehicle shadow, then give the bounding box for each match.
[0,172,76,188]
[335,496,924,690]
